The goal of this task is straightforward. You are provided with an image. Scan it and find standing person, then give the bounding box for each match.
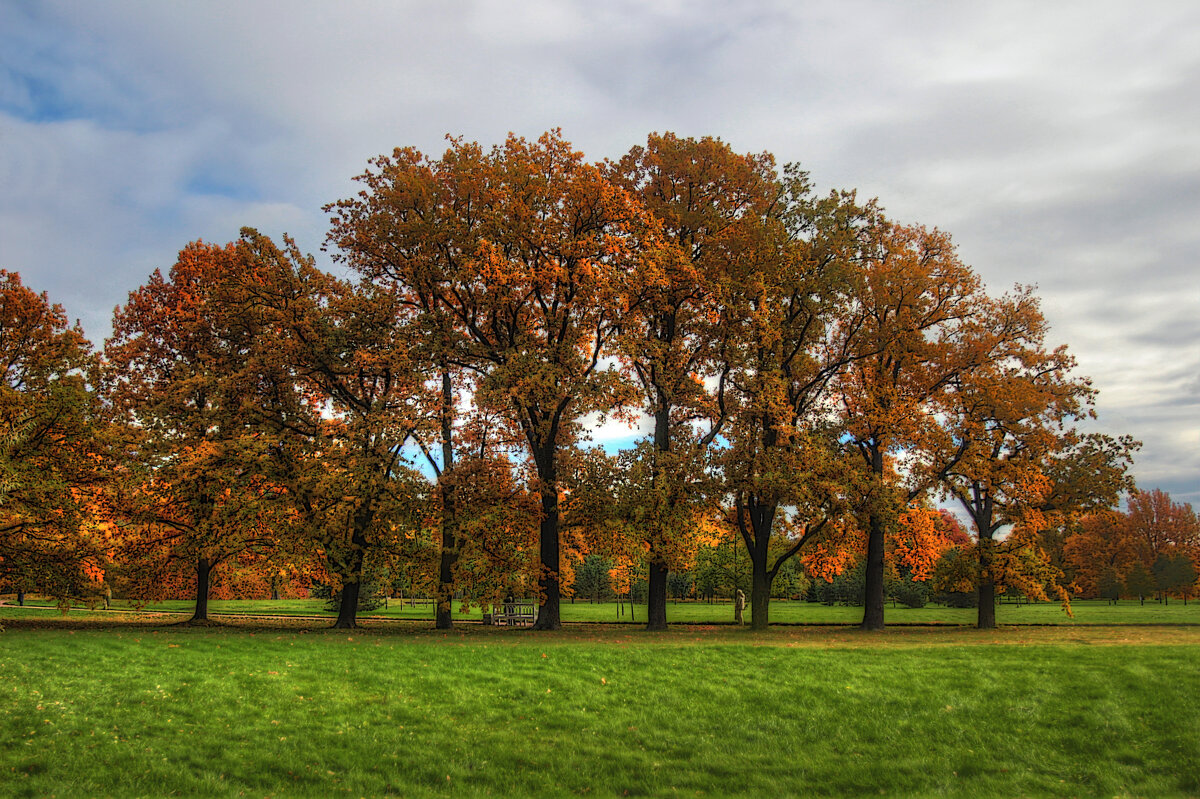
[734,589,746,625]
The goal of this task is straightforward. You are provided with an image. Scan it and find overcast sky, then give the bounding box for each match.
[2,1,1196,505]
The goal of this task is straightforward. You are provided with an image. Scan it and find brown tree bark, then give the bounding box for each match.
[860,445,887,630]
[646,560,669,631]
[977,536,997,629]
[333,580,361,629]
[191,557,212,622]
[646,402,672,631]
[531,449,562,630]
[860,510,887,631]
[435,370,458,631]
[750,559,772,630]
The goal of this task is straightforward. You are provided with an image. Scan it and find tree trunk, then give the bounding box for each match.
[860,509,886,630]
[435,537,456,629]
[434,480,458,628]
[977,538,997,629]
[332,535,367,629]
[860,445,887,630]
[750,558,772,631]
[646,560,668,631]
[645,401,672,631]
[740,497,777,631]
[531,454,561,630]
[191,557,212,622]
[333,581,360,629]
[436,369,457,631]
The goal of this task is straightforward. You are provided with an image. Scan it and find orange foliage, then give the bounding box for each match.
[890,507,955,580]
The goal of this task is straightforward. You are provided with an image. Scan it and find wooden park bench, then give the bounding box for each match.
[486,599,537,627]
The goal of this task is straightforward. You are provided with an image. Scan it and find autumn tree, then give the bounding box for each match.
[836,221,985,629]
[0,270,107,601]
[321,141,546,628]
[1062,511,1135,597]
[233,230,426,629]
[606,132,778,630]
[1124,488,1199,567]
[715,164,873,630]
[105,243,293,621]
[325,131,648,630]
[1062,488,1192,603]
[923,287,1135,628]
[321,142,489,629]
[890,506,959,579]
[444,442,541,612]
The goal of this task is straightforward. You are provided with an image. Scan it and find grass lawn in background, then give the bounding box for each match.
[1,621,1198,797]
[5,596,1200,625]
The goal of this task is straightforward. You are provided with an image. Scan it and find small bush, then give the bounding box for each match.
[935,590,978,608]
[892,577,930,608]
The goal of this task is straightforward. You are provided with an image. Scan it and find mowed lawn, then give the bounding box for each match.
[1,622,1198,798]
[8,596,1200,625]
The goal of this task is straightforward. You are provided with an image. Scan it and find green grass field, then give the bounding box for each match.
[6,595,1200,625]
[1,621,1199,797]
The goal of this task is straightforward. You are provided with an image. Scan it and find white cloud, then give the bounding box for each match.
[2,0,1197,502]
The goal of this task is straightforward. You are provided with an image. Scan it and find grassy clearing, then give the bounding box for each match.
[6,595,1200,626]
[1,622,1198,797]
[548,597,1200,625]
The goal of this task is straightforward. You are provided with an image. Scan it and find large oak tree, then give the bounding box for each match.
[715,166,873,629]
[606,133,776,629]
[235,230,426,629]
[924,287,1135,628]
[105,243,288,620]
[836,221,985,629]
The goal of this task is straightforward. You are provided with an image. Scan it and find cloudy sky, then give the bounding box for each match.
[2,1,1196,505]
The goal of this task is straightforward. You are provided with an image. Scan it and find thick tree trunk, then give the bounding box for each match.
[977,537,997,629]
[333,581,360,629]
[750,558,772,631]
[332,533,367,629]
[860,510,887,631]
[191,557,212,622]
[646,401,671,631]
[860,445,887,630]
[740,497,777,631]
[531,458,561,630]
[977,577,996,628]
[646,560,668,631]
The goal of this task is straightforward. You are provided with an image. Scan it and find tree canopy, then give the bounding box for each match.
[3,130,1165,631]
